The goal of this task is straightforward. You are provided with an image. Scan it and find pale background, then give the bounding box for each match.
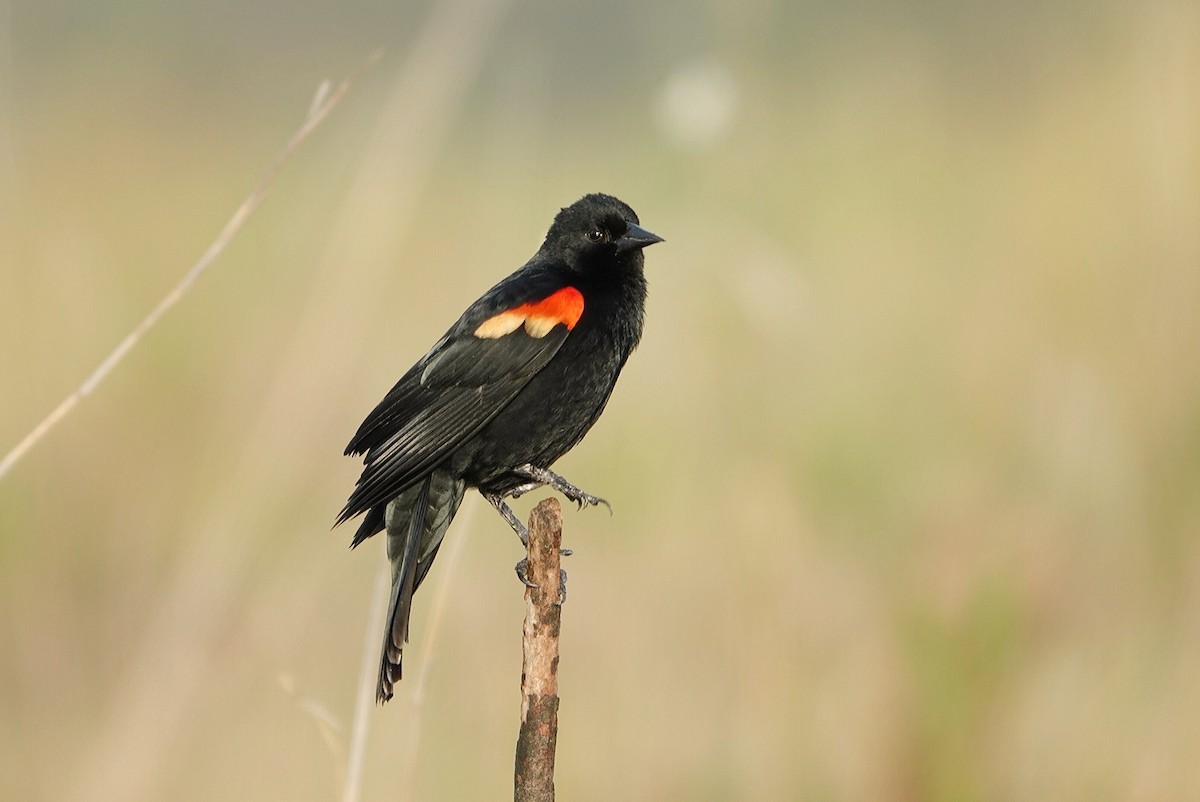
[2,1,1199,800]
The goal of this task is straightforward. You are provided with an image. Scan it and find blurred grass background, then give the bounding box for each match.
[2,0,1199,799]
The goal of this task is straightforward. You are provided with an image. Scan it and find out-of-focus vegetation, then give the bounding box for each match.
[2,1,1198,800]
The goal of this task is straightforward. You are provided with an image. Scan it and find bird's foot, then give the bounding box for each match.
[513,559,568,605]
[512,464,612,513]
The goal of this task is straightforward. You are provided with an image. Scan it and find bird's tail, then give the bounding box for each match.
[377,470,465,703]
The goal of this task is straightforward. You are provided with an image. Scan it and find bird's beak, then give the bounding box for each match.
[616,222,665,254]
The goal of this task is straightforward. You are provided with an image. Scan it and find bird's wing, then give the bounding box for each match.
[337,273,584,526]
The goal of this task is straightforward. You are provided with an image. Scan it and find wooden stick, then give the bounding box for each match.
[514,498,565,802]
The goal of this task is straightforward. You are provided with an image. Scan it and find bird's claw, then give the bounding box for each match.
[512,464,612,515]
[513,559,568,605]
[514,558,537,588]
[571,491,610,513]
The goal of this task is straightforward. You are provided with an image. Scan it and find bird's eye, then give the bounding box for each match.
[586,228,606,244]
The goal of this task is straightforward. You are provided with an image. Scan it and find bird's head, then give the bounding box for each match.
[541,193,663,275]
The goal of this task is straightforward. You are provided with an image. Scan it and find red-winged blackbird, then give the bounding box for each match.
[337,193,661,702]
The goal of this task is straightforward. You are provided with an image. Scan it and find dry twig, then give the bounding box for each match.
[514,498,566,802]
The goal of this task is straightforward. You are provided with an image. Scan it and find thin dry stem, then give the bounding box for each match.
[342,560,391,802]
[61,0,511,796]
[396,498,475,797]
[0,51,381,482]
[342,498,475,802]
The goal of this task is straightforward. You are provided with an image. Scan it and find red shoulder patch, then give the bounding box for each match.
[474,286,584,339]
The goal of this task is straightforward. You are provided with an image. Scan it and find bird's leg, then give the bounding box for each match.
[484,491,574,558]
[505,481,541,500]
[510,464,612,513]
[488,489,572,601]
[484,493,529,546]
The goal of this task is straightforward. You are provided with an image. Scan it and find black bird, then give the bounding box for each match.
[337,193,662,702]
